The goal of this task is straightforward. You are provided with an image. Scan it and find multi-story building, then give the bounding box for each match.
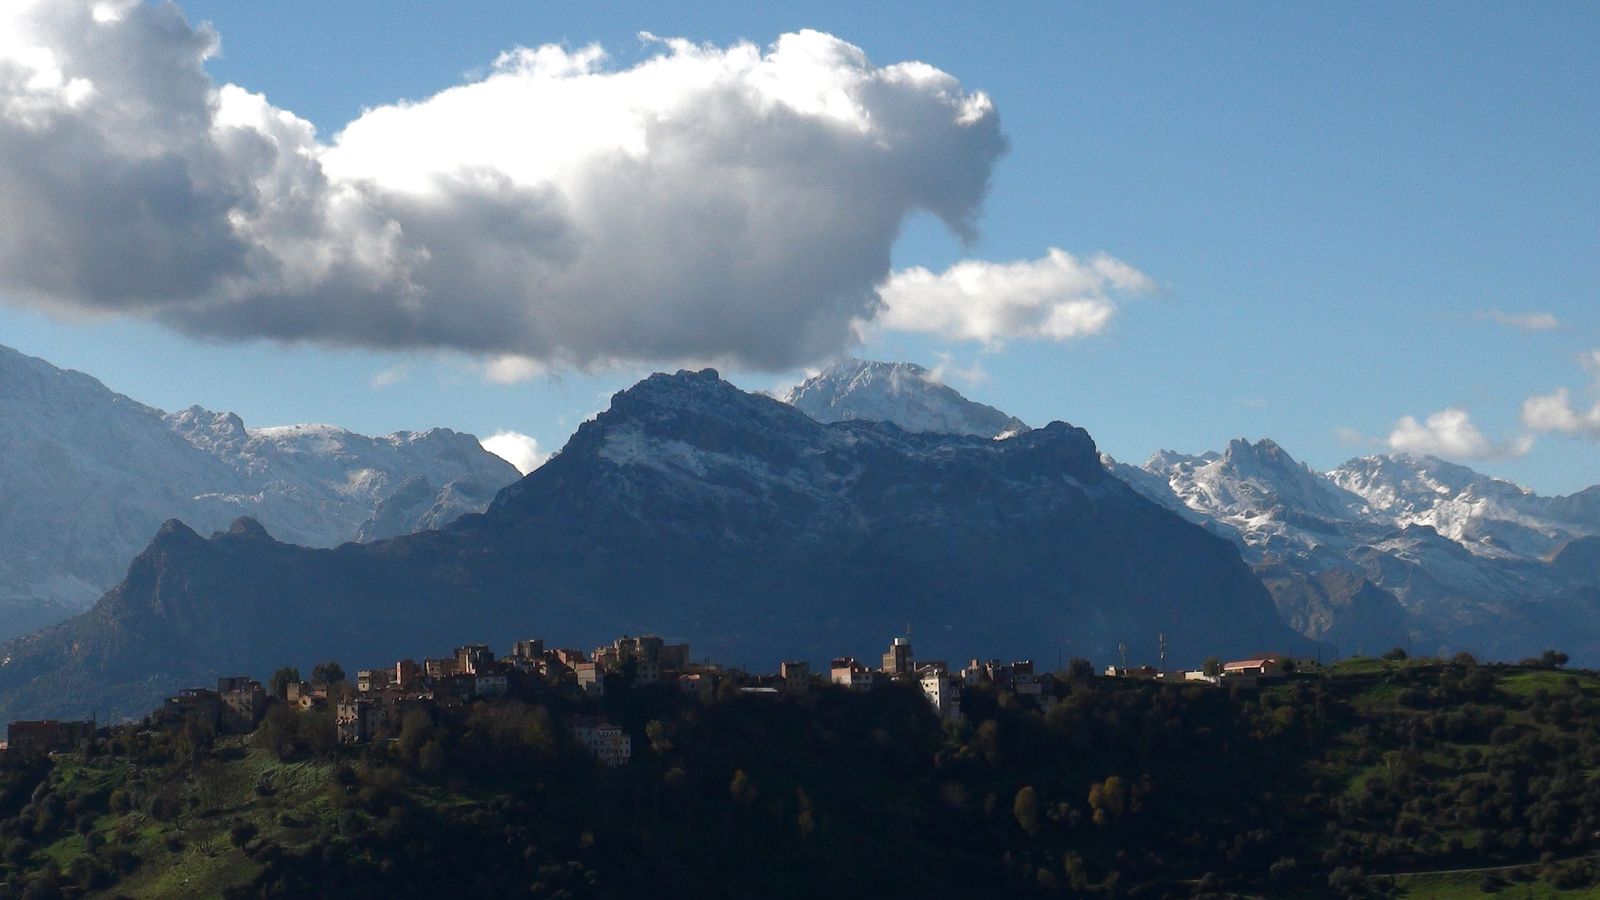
[882,637,914,676]
[394,658,422,691]
[569,717,631,767]
[454,644,495,676]
[336,699,387,745]
[512,639,545,660]
[218,679,267,732]
[920,671,963,721]
[356,668,394,694]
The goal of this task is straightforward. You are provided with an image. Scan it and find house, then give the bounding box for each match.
[830,657,878,691]
[779,661,810,691]
[287,681,328,710]
[1223,658,1283,677]
[5,720,94,755]
[512,639,545,660]
[357,669,394,693]
[677,672,715,699]
[424,657,458,679]
[336,699,387,744]
[474,673,509,697]
[575,662,605,696]
[161,688,223,727]
[658,642,691,672]
[569,717,631,767]
[218,679,267,732]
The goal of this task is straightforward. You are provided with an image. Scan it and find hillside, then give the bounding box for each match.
[0,369,1302,721]
[2,658,1598,898]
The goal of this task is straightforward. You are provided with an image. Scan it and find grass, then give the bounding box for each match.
[1397,869,1600,898]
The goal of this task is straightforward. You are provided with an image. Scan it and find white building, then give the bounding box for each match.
[570,718,631,767]
[920,671,963,721]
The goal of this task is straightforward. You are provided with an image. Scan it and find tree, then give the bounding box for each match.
[1066,658,1095,680]
[1382,647,1408,661]
[312,661,345,686]
[1013,786,1041,835]
[269,667,301,700]
[1540,650,1570,668]
[1088,776,1127,828]
[1203,657,1223,677]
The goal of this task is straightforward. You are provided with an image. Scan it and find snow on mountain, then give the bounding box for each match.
[782,359,1028,438]
[1328,454,1599,560]
[0,344,519,639]
[1116,435,1600,660]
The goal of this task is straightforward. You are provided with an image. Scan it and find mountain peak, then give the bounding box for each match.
[782,358,1027,439]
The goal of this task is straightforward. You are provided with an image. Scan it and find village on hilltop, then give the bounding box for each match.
[2,634,1293,764]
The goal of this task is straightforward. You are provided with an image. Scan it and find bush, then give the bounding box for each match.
[228,821,259,848]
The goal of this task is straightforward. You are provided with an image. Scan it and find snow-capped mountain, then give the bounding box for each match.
[776,359,1600,661]
[783,359,1028,438]
[0,368,1304,721]
[0,344,520,640]
[1118,439,1600,660]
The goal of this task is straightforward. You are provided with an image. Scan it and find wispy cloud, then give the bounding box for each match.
[1476,309,1561,332]
[369,364,410,389]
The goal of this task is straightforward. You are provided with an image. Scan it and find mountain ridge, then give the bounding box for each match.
[0,368,1305,720]
[0,343,520,640]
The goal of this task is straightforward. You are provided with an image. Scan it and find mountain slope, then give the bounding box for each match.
[0,369,1305,720]
[0,344,519,640]
[1118,438,1600,662]
[783,359,1028,438]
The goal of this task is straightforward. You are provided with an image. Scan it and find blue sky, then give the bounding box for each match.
[1,1,1596,492]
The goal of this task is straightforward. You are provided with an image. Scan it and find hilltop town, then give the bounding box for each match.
[3,632,1300,764]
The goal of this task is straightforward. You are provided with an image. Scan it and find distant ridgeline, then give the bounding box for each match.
[0,369,1307,723]
[1,646,1597,898]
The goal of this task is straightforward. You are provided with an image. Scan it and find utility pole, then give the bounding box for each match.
[1118,642,1128,671]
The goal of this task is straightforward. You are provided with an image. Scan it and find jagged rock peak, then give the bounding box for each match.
[225,517,273,540]
[782,358,1028,439]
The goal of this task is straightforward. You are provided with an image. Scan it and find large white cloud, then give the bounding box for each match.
[1386,407,1531,460]
[0,3,1010,370]
[875,248,1152,345]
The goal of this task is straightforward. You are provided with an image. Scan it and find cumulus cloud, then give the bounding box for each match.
[1522,389,1600,437]
[1476,309,1561,332]
[1386,408,1531,460]
[875,248,1153,345]
[1520,350,1600,440]
[479,431,548,475]
[0,3,1011,370]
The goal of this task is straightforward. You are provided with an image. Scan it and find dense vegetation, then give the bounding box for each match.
[3,657,1600,898]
